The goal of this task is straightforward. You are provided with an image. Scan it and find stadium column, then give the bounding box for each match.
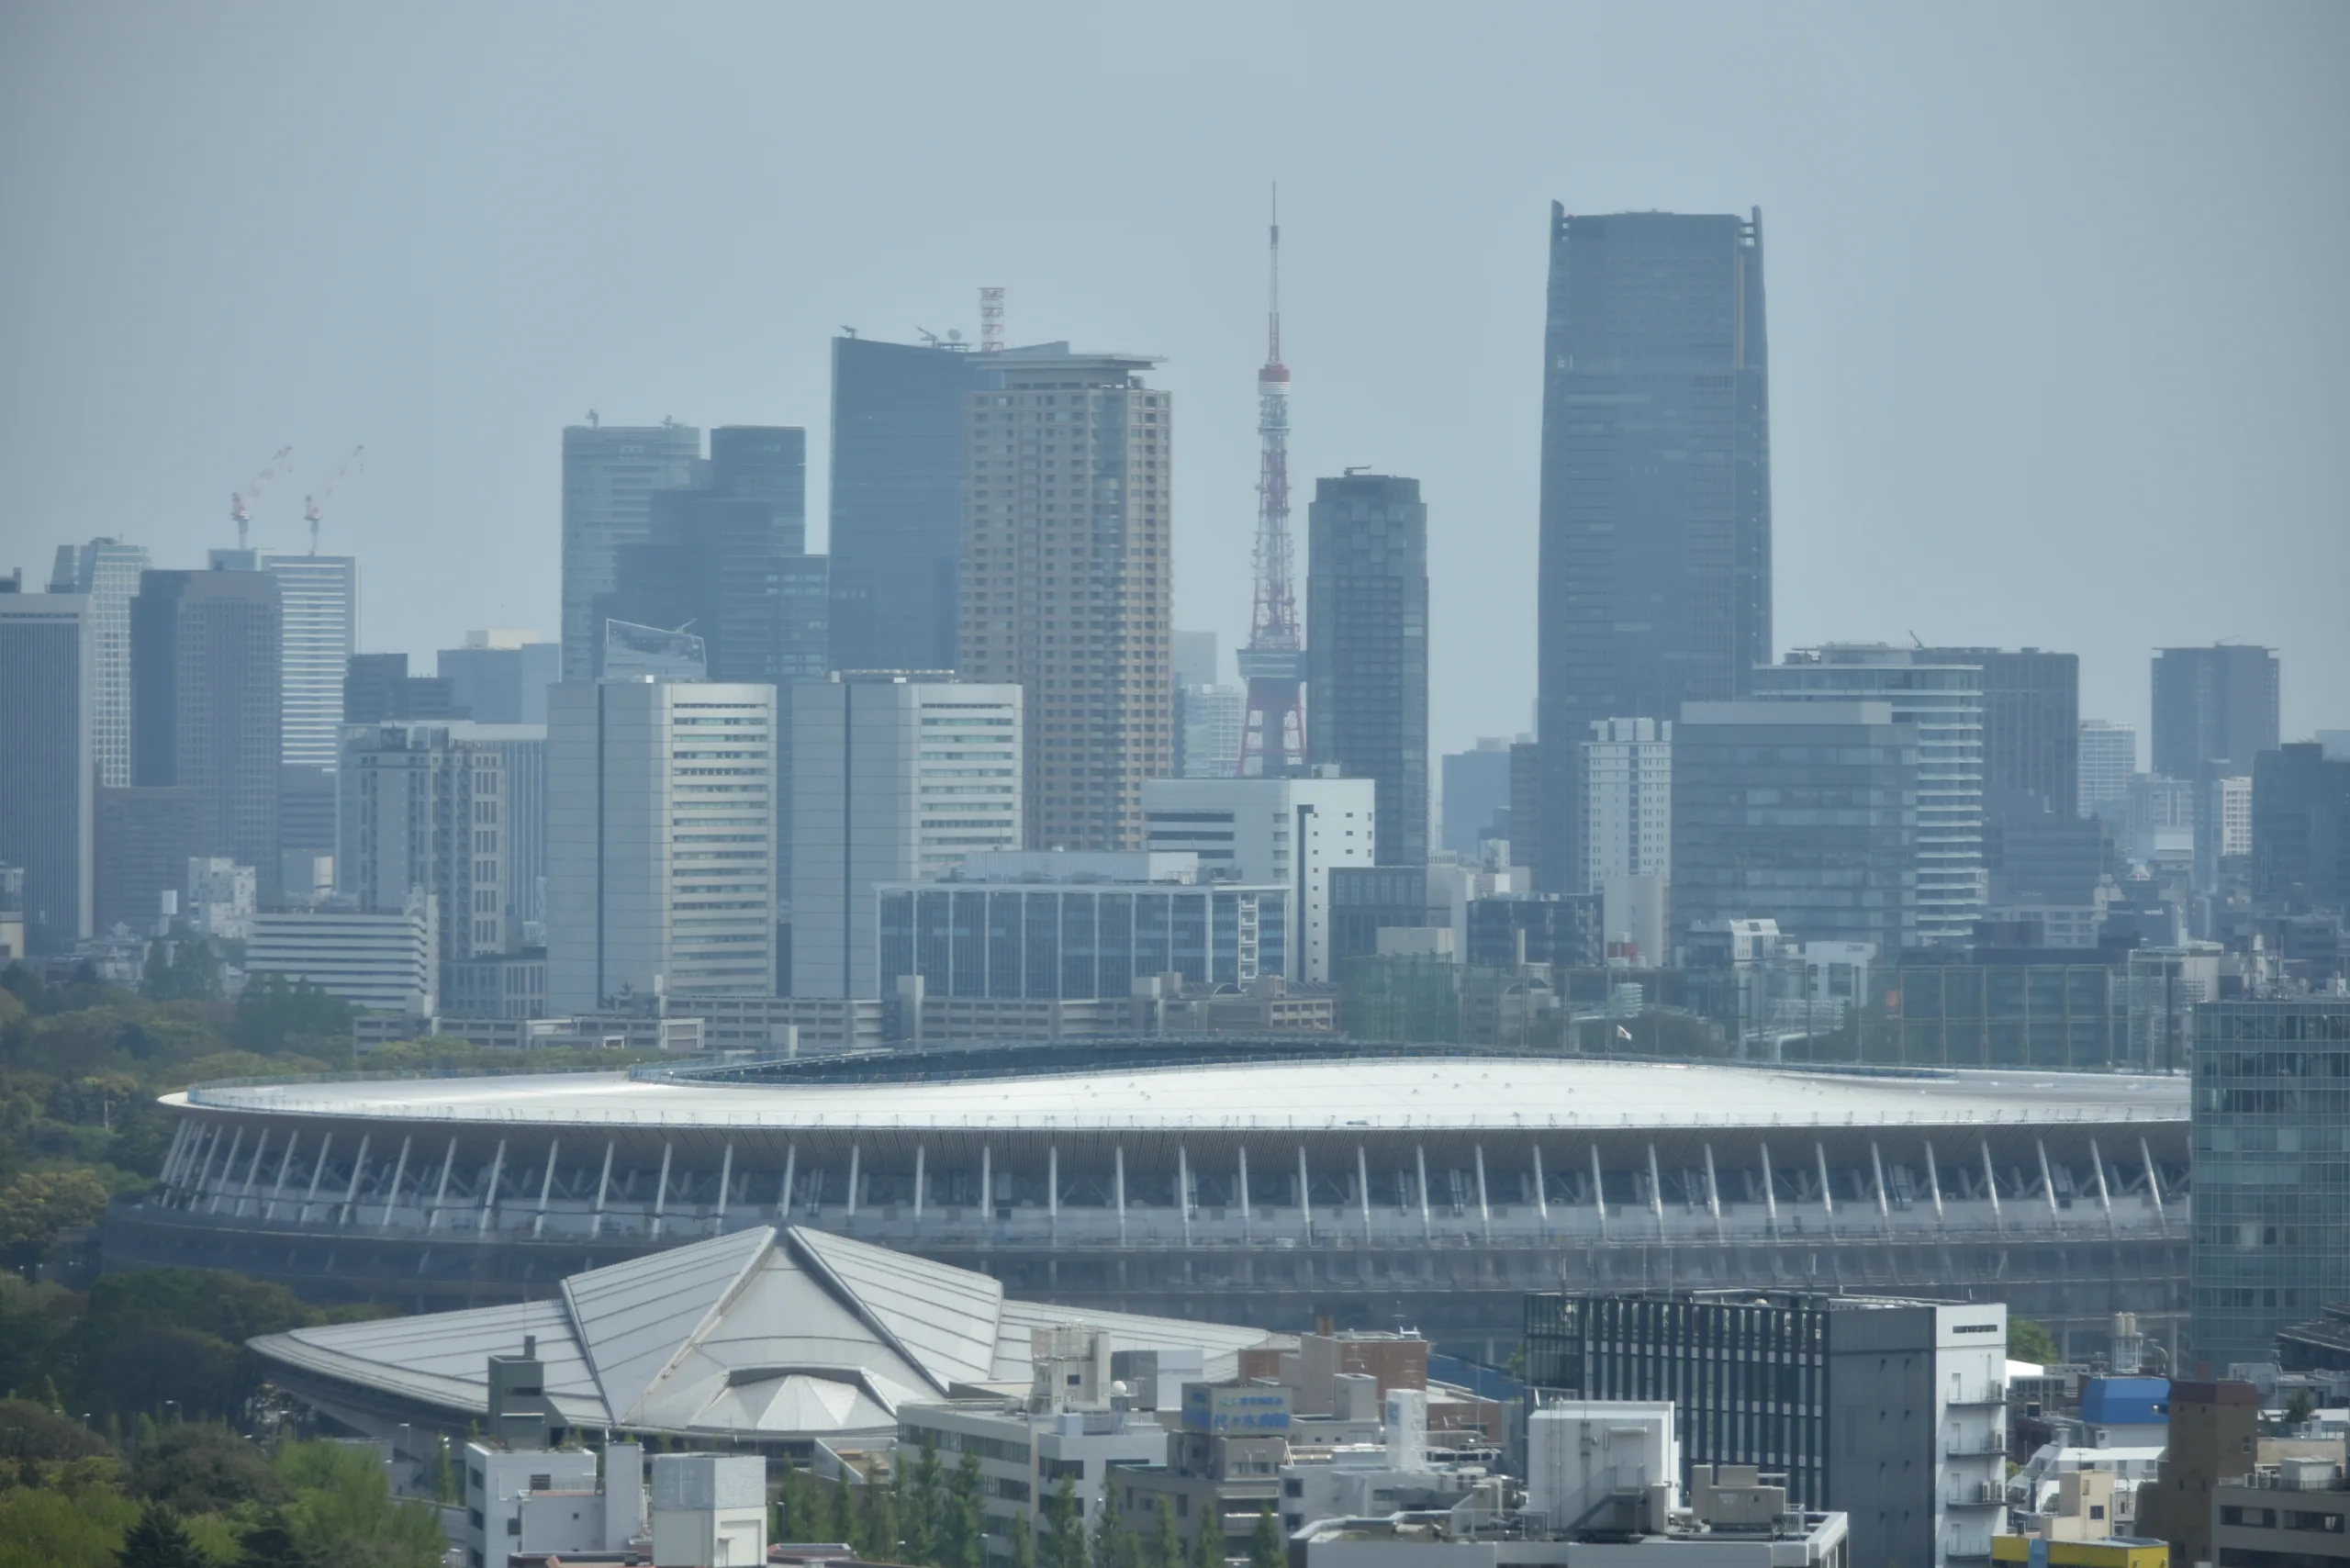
[375,1135,408,1231]
[1645,1145,1664,1239]
[339,1134,373,1226]
[1702,1144,1722,1242]
[1416,1147,1432,1239]
[1531,1145,1548,1230]
[1176,1146,1189,1247]
[426,1137,457,1232]
[158,1122,192,1194]
[266,1131,299,1221]
[978,1146,989,1222]
[1869,1143,1891,1234]
[1589,1145,1608,1239]
[717,1143,735,1231]
[238,1130,271,1215]
[1356,1147,1371,1238]
[2139,1137,2166,1230]
[1114,1147,1127,1244]
[2035,1139,2061,1229]
[1924,1141,1947,1230]
[1473,1146,1490,1240]
[533,1140,561,1239]
[1813,1143,1835,1226]
[1047,1146,1058,1227]
[778,1144,797,1221]
[478,1139,506,1237]
[846,1142,861,1221]
[300,1132,333,1223]
[209,1127,244,1214]
[1238,1148,1251,1243]
[592,1139,616,1239]
[2089,1137,2114,1234]
[1979,1139,2004,1233]
[1297,1147,1312,1243]
[1758,1141,1779,1238]
[908,1145,920,1226]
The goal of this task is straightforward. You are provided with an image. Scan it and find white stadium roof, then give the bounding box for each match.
[249,1224,1275,1442]
[181,1056,2186,1134]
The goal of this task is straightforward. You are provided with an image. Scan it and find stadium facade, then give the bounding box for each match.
[108,1044,2190,1361]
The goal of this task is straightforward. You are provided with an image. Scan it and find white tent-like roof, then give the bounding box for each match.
[250,1224,1274,1444]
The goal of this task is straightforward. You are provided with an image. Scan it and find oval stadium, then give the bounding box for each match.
[108,1041,2190,1361]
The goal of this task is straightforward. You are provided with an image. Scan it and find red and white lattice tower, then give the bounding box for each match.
[1237,193,1306,776]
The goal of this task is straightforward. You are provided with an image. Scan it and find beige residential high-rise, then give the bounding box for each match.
[958,349,1171,851]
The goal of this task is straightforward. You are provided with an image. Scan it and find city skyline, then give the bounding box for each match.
[2,5,2344,757]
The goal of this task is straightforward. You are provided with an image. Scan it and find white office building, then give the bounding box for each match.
[1142,774,1375,984]
[48,537,150,789]
[548,679,778,1013]
[185,857,256,942]
[790,673,1023,999]
[257,553,357,771]
[1177,683,1245,778]
[1580,717,1672,894]
[339,722,523,974]
[246,900,435,1015]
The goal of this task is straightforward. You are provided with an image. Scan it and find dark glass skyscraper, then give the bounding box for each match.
[2153,644,2280,778]
[130,567,282,892]
[1307,473,1429,866]
[1535,206,1771,893]
[829,336,992,674]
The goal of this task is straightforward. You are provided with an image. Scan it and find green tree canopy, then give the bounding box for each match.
[2008,1317,2060,1366]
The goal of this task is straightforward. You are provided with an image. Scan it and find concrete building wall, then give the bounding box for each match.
[1143,776,1375,983]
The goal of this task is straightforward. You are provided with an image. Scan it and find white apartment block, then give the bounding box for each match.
[1142,775,1375,984]
[246,901,436,1016]
[791,673,1023,1000]
[48,537,150,789]
[548,679,778,1014]
[1580,717,1672,895]
[2219,773,2253,857]
[2077,720,2137,818]
[339,723,516,971]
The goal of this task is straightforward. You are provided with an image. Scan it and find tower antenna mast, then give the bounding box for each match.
[1237,185,1306,776]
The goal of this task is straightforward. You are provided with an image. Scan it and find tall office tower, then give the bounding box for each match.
[48,537,151,788]
[1142,775,1376,984]
[1509,740,1543,874]
[789,673,1023,999]
[1174,683,1244,778]
[1440,739,1516,857]
[0,588,95,950]
[343,653,467,724]
[94,786,202,933]
[829,335,993,673]
[2190,997,2350,1371]
[438,632,560,725]
[1753,646,1984,945]
[256,552,357,770]
[957,349,1172,853]
[1579,718,1671,894]
[2253,743,2350,914]
[339,724,518,981]
[546,679,778,1012]
[2078,720,2139,818]
[1535,206,1771,895]
[605,426,829,894]
[559,420,703,681]
[1672,701,1918,958]
[1921,646,2077,816]
[130,568,282,890]
[1306,473,1429,867]
[276,764,338,897]
[2153,644,2280,778]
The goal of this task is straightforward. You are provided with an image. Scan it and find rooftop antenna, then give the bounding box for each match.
[586,408,599,428]
[979,286,1005,353]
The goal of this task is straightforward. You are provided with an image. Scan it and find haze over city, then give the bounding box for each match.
[4,2,2344,751]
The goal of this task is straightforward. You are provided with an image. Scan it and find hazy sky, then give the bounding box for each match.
[4,2,2344,764]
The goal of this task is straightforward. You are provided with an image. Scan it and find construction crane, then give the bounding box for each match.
[302,445,365,554]
[1237,188,1306,777]
[229,445,294,551]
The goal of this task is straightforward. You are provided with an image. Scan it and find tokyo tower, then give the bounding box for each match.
[1237,193,1306,776]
